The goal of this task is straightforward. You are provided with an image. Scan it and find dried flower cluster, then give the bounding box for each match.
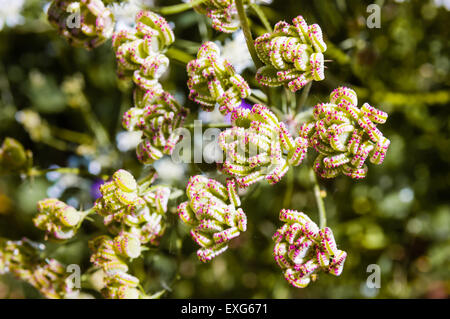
[300,87,390,179]
[187,41,251,115]
[178,176,247,262]
[113,11,188,163]
[47,0,115,49]
[0,239,73,298]
[272,209,347,288]
[94,169,170,245]
[255,15,327,92]
[219,104,308,187]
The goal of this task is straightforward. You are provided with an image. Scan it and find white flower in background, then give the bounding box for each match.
[220,30,253,73]
[198,107,226,124]
[110,0,155,32]
[154,157,186,182]
[116,131,143,152]
[434,0,450,10]
[0,0,25,31]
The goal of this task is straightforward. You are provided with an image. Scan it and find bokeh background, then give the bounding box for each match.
[0,0,449,298]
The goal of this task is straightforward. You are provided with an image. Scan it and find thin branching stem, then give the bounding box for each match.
[235,0,263,69]
[310,168,327,228]
[297,81,312,112]
[156,0,207,15]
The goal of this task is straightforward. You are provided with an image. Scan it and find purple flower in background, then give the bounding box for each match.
[90,179,105,199]
[225,99,253,123]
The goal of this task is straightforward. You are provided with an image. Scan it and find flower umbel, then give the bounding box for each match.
[187,41,251,115]
[273,209,347,288]
[255,15,327,92]
[300,87,390,179]
[219,104,308,187]
[178,176,247,262]
[47,0,115,49]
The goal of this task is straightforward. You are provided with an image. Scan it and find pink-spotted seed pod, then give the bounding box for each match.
[192,0,247,33]
[123,91,189,164]
[255,15,327,92]
[47,0,115,49]
[299,87,390,179]
[112,10,174,94]
[94,169,171,245]
[219,104,308,187]
[187,41,251,115]
[33,199,85,241]
[273,209,347,288]
[89,234,152,299]
[177,175,247,262]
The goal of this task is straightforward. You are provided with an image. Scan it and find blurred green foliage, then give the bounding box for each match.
[0,0,449,298]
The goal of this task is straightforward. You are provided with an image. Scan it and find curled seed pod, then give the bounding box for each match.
[299,87,390,179]
[94,169,170,245]
[123,92,189,164]
[102,272,145,299]
[0,238,73,298]
[219,104,308,187]
[89,235,150,299]
[255,15,327,92]
[0,137,33,174]
[273,209,347,288]
[89,235,129,274]
[192,0,247,33]
[112,10,174,92]
[187,41,251,114]
[177,175,247,262]
[113,232,142,259]
[33,199,85,241]
[47,0,115,49]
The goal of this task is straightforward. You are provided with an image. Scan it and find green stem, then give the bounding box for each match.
[49,125,93,145]
[235,0,263,69]
[166,47,195,65]
[156,0,207,15]
[78,101,111,148]
[249,3,272,32]
[310,168,327,228]
[297,81,312,112]
[282,169,294,208]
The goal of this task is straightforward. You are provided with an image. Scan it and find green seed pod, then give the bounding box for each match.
[255,15,327,92]
[34,199,85,241]
[273,209,347,288]
[178,175,247,263]
[94,169,171,245]
[0,137,33,174]
[187,41,251,114]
